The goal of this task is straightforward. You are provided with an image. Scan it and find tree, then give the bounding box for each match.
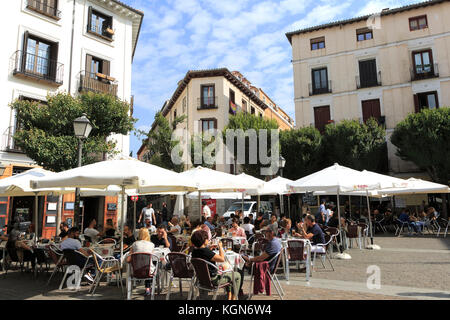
[223,112,279,178]
[391,108,450,184]
[138,112,186,172]
[321,118,387,172]
[279,126,322,180]
[11,92,135,172]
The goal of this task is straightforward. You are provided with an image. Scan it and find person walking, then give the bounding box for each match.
[138,203,156,228]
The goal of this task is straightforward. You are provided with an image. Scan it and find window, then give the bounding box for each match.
[21,32,59,81]
[356,28,373,41]
[242,100,247,113]
[361,99,381,123]
[174,109,177,120]
[414,91,438,113]
[27,0,60,19]
[251,106,255,115]
[88,7,113,40]
[182,96,187,113]
[201,118,217,133]
[358,59,379,88]
[412,50,433,76]
[311,37,325,50]
[409,15,428,31]
[229,89,237,114]
[314,106,331,133]
[311,68,329,95]
[200,85,215,108]
[85,54,110,78]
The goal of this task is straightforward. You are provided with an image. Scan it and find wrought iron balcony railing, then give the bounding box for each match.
[26,0,61,20]
[309,80,332,96]
[11,50,63,86]
[78,71,118,96]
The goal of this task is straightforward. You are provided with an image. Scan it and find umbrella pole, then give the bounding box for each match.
[257,195,260,213]
[120,186,125,264]
[198,191,201,222]
[337,189,343,253]
[133,199,136,233]
[34,193,39,244]
[366,191,374,246]
[242,192,244,216]
[56,195,62,238]
[288,195,291,219]
[81,206,85,234]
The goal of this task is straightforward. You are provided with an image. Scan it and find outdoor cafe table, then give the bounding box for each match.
[280,237,312,282]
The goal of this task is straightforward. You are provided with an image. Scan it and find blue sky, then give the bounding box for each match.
[123,0,420,156]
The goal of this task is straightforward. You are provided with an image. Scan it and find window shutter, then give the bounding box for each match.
[413,94,420,113]
[102,60,110,76]
[49,42,59,80]
[213,118,217,129]
[21,31,30,72]
[87,6,93,32]
[85,54,93,74]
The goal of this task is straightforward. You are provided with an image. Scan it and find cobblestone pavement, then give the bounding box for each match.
[0,235,448,300]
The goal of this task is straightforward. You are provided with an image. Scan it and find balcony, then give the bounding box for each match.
[26,0,61,20]
[410,63,439,81]
[1,127,23,153]
[10,50,63,86]
[197,97,218,110]
[357,71,382,89]
[78,71,118,96]
[88,25,115,42]
[309,80,332,96]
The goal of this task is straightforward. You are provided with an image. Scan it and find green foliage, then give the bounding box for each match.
[139,112,186,172]
[321,118,387,172]
[11,92,135,172]
[279,126,322,179]
[391,107,450,183]
[223,112,279,178]
[189,133,217,169]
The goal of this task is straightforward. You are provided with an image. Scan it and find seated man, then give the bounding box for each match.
[145,218,157,234]
[204,216,216,232]
[60,227,100,283]
[84,219,103,243]
[295,215,325,246]
[123,225,136,250]
[103,219,116,238]
[168,217,182,235]
[241,217,254,237]
[242,228,281,273]
[58,222,70,241]
[150,225,172,248]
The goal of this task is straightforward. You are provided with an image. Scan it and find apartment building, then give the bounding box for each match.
[286,0,450,176]
[0,0,143,237]
[137,68,294,173]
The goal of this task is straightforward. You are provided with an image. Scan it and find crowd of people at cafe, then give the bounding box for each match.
[0,197,445,300]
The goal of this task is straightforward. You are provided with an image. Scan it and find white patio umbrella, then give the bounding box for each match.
[186,192,250,200]
[236,173,266,215]
[288,164,406,257]
[374,178,450,196]
[0,168,73,244]
[178,167,264,221]
[173,195,184,217]
[30,159,198,260]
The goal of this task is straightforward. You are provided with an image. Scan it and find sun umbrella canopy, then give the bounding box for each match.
[178,167,263,192]
[375,178,450,196]
[186,192,251,200]
[30,159,197,193]
[288,163,401,194]
[0,168,72,196]
[248,176,294,196]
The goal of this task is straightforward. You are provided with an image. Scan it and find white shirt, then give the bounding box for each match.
[242,223,254,235]
[169,224,181,235]
[131,240,155,253]
[203,205,211,218]
[142,207,155,224]
[326,209,333,223]
[84,228,99,240]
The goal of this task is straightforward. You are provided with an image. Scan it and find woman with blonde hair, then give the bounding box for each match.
[126,228,155,296]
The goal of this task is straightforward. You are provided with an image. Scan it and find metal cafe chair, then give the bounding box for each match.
[127,253,159,300]
[190,258,233,300]
[248,251,285,300]
[165,252,195,300]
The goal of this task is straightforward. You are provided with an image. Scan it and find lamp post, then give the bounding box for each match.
[278,155,286,217]
[73,113,92,229]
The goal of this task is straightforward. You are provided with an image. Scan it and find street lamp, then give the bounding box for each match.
[73,113,92,228]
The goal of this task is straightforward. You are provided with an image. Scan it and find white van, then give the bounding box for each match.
[222,201,272,219]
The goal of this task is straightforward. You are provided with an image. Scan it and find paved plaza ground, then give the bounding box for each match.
[0,235,449,300]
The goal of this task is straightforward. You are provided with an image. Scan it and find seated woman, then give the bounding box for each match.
[191,230,242,300]
[229,218,246,238]
[125,228,155,296]
[279,218,292,237]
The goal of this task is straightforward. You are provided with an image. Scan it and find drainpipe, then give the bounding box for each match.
[67,0,76,93]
